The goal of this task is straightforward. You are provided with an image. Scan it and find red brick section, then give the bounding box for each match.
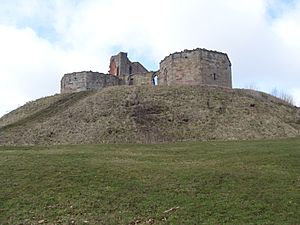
[109,59,117,76]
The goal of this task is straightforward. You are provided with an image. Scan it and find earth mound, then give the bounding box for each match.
[0,85,299,145]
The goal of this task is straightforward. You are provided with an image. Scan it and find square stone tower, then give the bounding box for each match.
[108,52,148,82]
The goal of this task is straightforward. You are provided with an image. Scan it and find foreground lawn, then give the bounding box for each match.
[0,139,299,224]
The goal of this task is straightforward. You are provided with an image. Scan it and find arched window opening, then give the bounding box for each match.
[152,74,158,86]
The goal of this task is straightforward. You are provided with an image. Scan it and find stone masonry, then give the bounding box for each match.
[61,48,232,93]
[61,71,119,93]
[109,52,148,78]
[159,49,232,88]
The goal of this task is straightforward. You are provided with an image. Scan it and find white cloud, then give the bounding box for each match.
[0,25,59,115]
[0,25,107,116]
[1,0,300,117]
[272,1,300,49]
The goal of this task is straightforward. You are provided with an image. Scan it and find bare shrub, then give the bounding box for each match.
[271,88,294,105]
[244,83,259,91]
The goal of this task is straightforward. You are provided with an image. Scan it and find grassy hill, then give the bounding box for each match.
[0,139,299,224]
[0,85,299,145]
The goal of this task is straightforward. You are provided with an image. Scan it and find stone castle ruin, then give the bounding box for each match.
[61,48,232,93]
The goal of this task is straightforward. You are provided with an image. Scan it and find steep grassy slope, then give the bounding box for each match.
[0,85,299,145]
[0,139,299,224]
[0,92,93,129]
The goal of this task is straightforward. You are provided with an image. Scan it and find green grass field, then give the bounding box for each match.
[0,139,299,224]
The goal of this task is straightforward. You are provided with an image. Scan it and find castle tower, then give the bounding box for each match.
[159,48,232,88]
[108,52,129,77]
[108,52,148,84]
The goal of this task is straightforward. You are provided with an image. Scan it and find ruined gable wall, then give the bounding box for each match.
[131,62,148,74]
[159,49,232,88]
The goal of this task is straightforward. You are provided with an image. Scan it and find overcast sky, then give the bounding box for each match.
[0,0,300,116]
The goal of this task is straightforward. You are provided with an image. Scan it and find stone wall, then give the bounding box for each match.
[61,48,233,94]
[109,52,148,78]
[129,72,155,86]
[61,72,88,93]
[131,62,148,75]
[159,48,232,88]
[61,71,120,93]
